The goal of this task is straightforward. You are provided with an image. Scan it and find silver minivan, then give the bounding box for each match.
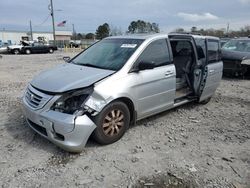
[22,33,223,152]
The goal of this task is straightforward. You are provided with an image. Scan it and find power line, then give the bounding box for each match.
[33,14,51,27]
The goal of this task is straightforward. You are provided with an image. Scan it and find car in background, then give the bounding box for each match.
[0,43,9,54]
[69,40,81,48]
[20,42,58,54]
[222,37,250,76]
[220,38,230,47]
[7,41,30,54]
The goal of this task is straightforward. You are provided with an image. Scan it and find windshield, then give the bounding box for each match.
[222,39,250,52]
[72,38,144,71]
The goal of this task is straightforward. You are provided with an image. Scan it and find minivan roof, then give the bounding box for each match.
[108,33,168,40]
[107,33,219,41]
[169,33,219,40]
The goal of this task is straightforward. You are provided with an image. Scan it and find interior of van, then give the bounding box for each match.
[170,40,196,100]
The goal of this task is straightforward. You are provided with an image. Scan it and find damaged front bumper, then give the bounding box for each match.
[22,96,97,153]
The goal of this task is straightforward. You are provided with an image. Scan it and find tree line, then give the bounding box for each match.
[71,20,160,40]
[72,20,250,40]
[174,25,250,38]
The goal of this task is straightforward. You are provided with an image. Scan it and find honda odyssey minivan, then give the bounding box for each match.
[22,33,223,152]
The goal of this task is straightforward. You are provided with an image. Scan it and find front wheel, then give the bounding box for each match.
[92,101,130,145]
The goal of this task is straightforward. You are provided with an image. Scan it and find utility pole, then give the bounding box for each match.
[29,20,33,41]
[2,28,5,43]
[72,24,76,43]
[50,0,56,45]
[226,23,230,35]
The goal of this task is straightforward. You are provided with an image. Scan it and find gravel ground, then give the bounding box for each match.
[0,52,249,188]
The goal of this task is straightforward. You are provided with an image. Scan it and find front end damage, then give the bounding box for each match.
[222,50,250,77]
[223,58,249,76]
[22,84,103,152]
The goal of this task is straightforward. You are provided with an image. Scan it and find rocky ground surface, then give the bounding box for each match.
[0,52,249,188]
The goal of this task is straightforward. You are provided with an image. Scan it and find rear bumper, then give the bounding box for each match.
[22,97,96,153]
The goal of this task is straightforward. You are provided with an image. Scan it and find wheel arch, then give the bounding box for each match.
[113,97,136,125]
[12,48,20,53]
[85,89,137,125]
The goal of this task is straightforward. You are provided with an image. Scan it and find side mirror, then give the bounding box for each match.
[63,56,71,63]
[138,61,155,71]
[129,61,155,73]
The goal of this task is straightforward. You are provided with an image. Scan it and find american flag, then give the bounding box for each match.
[57,20,66,27]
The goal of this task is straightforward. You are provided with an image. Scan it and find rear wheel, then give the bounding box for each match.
[49,48,54,53]
[199,97,211,104]
[25,49,31,54]
[93,101,130,145]
[13,49,20,55]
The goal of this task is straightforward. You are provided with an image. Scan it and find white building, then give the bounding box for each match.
[0,30,72,45]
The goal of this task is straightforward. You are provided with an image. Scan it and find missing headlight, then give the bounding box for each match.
[51,87,93,115]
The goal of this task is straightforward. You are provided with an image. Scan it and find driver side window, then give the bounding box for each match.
[136,39,171,68]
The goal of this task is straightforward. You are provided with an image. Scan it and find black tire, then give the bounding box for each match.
[92,101,130,145]
[49,48,54,53]
[25,49,31,55]
[199,97,211,105]
[13,49,20,55]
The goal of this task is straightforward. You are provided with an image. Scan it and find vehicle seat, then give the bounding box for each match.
[174,48,192,78]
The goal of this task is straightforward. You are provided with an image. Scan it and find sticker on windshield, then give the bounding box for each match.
[121,44,137,48]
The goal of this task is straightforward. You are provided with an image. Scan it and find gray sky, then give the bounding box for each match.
[0,0,250,33]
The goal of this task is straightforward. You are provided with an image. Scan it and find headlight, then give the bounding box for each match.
[242,59,250,65]
[51,87,93,115]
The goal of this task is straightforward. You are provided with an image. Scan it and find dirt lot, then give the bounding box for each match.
[0,52,249,188]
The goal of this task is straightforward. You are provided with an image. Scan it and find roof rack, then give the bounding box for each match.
[169,32,202,36]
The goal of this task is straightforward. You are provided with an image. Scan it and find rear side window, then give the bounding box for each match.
[136,39,171,67]
[195,38,206,60]
[207,40,220,64]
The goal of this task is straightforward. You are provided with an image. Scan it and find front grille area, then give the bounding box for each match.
[223,60,240,69]
[25,88,43,108]
[24,85,52,110]
[28,119,48,136]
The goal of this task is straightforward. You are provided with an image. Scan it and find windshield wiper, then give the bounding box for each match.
[80,63,111,69]
[74,62,114,70]
[82,63,102,69]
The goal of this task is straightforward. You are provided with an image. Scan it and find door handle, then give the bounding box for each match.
[209,70,215,74]
[165,71,174,76]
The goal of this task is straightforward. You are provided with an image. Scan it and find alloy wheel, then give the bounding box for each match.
[102,109,124,137]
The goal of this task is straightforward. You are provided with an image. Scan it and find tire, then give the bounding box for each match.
[92,101,130,145]
[199,97,211,105]
[13,49,20,55]
[25,49,31,55]
[49,48,54,53]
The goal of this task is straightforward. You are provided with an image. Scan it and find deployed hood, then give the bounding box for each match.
[222,50,250,61]
[31,63,114,93]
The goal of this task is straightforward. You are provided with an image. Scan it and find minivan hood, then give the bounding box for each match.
[222,50,250,61]
[31,63,115,93]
